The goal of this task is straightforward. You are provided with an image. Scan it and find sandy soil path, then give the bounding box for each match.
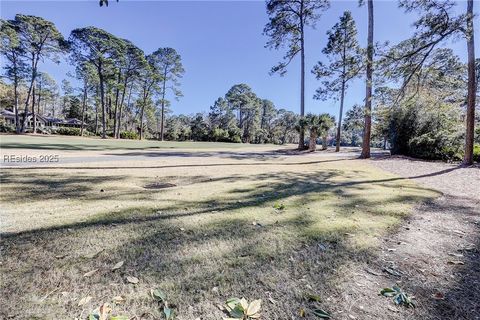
[335,158,479,320]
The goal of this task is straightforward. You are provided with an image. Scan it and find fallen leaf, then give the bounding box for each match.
[126,276,139,284]
[112,296,126,304]
[78,296,92,307]
[99,303,112,320]
[83,269,99,277]
[299,308,306,317]
[432,292,445,300]
[448,252,463,258]
[85,249,104,259]
[447,260,464,265]
[111,261,124,271]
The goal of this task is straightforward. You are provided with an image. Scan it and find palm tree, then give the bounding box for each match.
[319,113,335,150]
[305,113,335,151]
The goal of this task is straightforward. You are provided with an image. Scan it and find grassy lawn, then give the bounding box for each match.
[0,138,438,319]
[0,134,277,151]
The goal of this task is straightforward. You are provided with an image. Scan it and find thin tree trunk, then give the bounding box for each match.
[13,75,20,133]
[37,79,42,117]
[360,0,374,159]
[139,86,148,140]
[22,54,38,133]
[95,85,99,135]
[32,82,36,134]
[80,80,88,137]
[116,79,129,139]
[125,84,133,132]
[463,0,476,165]
[298,0,306,150]
[98,64,107,139]
[113,73,121,138]
[336,79,346,152]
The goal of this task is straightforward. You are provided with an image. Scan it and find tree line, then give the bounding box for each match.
[1,15,185,141]
[264,0,477,164]
[1,0,479,163]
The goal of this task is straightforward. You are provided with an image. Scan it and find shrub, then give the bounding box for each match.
[55,127,81,136]
[474,144,480,162]
[0,121,15,133]
[120,130,139,140]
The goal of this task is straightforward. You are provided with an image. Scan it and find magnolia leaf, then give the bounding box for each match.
[78,296,93,306]
[111,261,124,271]
[240,298,248,310]
[229,305,245,318]
[83,269,99,277]
[151,288,167,302]
[380,288,397,297]
[164,306,174,320]
[126,276,139,284]
[312,308,331,318]
[225,297,241,312]
[246,299,261,316]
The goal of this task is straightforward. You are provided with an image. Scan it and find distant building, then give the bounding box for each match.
[0,109,85,130]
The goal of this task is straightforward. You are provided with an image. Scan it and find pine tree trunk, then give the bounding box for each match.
[98,64,107,139]
[80,80,88,137]
[32,83,36,134]
[22,55,38,133]
[298,0,306,150]
[360,0,374,159]
[113,73,121,138]
[13,75,20,133]
[116,79,129,139]
[336,79,346,152]
[463,0,476,165]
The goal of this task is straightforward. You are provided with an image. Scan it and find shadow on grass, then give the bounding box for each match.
[4,168,472,319]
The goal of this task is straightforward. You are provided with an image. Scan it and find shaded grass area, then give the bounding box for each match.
[0,134,277,151]
[0,157,438,319]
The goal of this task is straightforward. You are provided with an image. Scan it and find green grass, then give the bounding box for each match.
[0,134,277,151]
[0,144,439,319]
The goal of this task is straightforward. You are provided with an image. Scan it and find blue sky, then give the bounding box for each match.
[1,0,474,117]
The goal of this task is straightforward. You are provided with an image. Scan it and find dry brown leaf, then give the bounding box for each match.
[126,276,139,284]
[111,261,124,271]
[99,302,112,320]
[112,296,126,304]
[299,308,306,317]
[78,296,92,307]
[433,292,445,300]
[447,260,464,265]
[83,269,99,277]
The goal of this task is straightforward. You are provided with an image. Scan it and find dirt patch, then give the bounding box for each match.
[330,158,480,320]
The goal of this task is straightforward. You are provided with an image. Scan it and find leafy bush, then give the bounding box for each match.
[0,121,15,133]
[474,144,480,162]
[55,127,81,136]
[408,131,463,161]
[120,131,139,140]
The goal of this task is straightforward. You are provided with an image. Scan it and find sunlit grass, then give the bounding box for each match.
[0,148,438,319]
